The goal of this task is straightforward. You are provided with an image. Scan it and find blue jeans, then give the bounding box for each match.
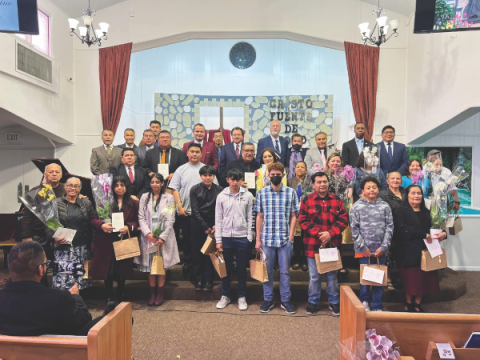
[307,256,339,305]
[263,241,293,302]
[222,237,250,298]
[358,255,386,311]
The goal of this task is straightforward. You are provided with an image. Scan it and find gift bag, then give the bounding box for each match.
[360,257,387,286]
[315,244,343,274]
[250,251,268,283]
[342,225,353,244]
[151,245,165,275]
[113,229,141,261]
[82,260,92,279]
[201,233,217,255]
[449,215,463,235]
[421,248,448,272]
[209,252,227,278]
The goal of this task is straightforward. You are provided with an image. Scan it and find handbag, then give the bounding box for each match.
[151,245,165,275]
[315,243,343,274]
[342,225,353,244]
[201,233,217,255]
[449,215,463,235]
[209,252,227,278]
[421,248,448,272]
[360,257,388,286]
[113,228,141,261]
[250,251,268,283]
[82,260,92,279]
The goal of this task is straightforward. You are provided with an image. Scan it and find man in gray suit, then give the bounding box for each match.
[134,129,157,168]
[304,132,333,171]
[90,129,122,175]
[116,128,137,149]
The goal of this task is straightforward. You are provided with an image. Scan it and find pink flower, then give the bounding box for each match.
[464,13,467,17]
[254,170,259,176]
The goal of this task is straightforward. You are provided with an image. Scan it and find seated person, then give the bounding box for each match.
[0,242,114,336]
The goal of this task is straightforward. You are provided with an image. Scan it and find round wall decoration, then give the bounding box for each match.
[229,42,256,69]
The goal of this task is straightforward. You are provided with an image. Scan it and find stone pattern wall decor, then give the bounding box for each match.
[154,93,334,150]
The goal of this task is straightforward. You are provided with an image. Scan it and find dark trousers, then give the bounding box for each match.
[222,237,249,298]
[191,217,214,283]
[293,232,307,265]
[178,215,192,264]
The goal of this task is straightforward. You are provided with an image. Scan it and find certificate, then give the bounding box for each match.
[158,164,169,179]
[424,239,443,258]
[319,248,339,263]
[244,172,255,189]
[111,212,124,233]
[362,266,385,284]
[53,227,77,245]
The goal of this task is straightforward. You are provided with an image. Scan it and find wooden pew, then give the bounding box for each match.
[339,286,480,360]
[0,302,132,360]
[426,341,480,360]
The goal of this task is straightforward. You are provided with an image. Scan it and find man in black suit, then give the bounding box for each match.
[135,129,157,167]
[221,142,260,196]
[116,128,137,149]
[218,127,244,177]
[341,122,374,167]
[109,148,150,201]
[144,130,188,181]
[285,133,308,179]
[0,242,113,336]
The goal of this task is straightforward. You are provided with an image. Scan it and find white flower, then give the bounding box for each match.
[447,175,459,185]
[161,204,176,217]
[371,147,377,154]
[423,162,434,172]
[434,182,446,193]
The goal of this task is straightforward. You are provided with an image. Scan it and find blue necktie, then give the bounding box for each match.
[387,142,393,160]
[274,139,280,155]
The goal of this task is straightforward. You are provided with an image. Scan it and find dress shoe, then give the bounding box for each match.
[301,264,308,272]
[148,287,156,306]
[155,287,164,306]
[203,282,213,291]
[103,301,117,316]
[292,263,300,270]
[195,281,203,291]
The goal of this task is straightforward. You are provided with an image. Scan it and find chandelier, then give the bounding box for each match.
[358,0,398,47]
[67,0,110,47]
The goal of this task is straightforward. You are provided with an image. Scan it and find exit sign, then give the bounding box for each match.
[6,133,20,142]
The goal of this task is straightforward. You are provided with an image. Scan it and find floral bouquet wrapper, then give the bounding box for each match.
[338,328,401,360]
[335,165,356,213]
[310,163,325,174]
[91,173,113,221]
[19,185,62,231]
[152,203,176,239]
[431,176,448,229]
[363,146,380,176]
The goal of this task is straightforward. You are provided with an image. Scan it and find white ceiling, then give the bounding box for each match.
[51,0,126,18]
[361,0,416,16]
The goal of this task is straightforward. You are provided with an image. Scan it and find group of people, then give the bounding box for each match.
[16,119,458,322]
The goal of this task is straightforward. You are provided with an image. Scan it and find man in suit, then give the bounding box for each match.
[219,127,244,177]
[109,148,150,201]
[213,130,224,162]
[139,120,161,146]
[341,122,374,167]
[376,125,409,175]
[285,133,308,179]
[256,120,289,166]
[221,142,260,196]
[144,130,188,181]
[135,129,157,167]
[304,132,333,171]
[182,123,219,170]
[116,128,137,150]
[90,129,122,175]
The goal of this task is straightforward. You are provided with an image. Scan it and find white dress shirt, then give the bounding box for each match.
[125,165,135,179]
[146,145,155,151]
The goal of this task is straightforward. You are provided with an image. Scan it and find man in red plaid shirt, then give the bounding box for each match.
[299,171,348,316]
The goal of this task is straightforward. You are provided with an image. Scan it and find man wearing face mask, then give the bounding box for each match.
[286,133,308,179]
[256,120,289,166]
[305,132,333,171]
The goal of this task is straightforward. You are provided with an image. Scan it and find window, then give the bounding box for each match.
[16,10,50,56]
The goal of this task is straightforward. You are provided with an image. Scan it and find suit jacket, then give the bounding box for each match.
[182,141,219,170]
[134,145,157,168]
[109,164,151,198]
[376,141,409,175]
[90,145,122,175]
[219,142,243,177]
[341,137,374,167]
[221,158,260,196]
[116,143,137,150]
[256,135,289,166]
[0,281,92,336]
[143,146,188,176]
[304,146,334,171]
[285,147,308,176]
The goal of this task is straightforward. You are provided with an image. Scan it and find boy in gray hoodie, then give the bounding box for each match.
[350,175,393,312]
[215,168,254,311]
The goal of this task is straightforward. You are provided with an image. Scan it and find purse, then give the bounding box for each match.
[360,257,388,286]
[421,248,448,272]
[209,252,227,278]
[250,251,268,283]
[113,228,141,261]
[315,243,343,274]
[342,225,354,244]
[448,215,463,235]
[201,233,217,255]
[151,245,165,275]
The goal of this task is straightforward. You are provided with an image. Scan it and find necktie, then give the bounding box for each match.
[387,142,393,160]
[106,146,112,154]
[161,150,166,164]
[321,149,326,169]
[275,139,280,155]
[235,144,240,159]
[218,147,222,161]
[128,167,134,183]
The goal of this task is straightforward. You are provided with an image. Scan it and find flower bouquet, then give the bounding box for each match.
[445,165,469,214]
[335,165,355,214]
[152,203,176,239]
[363,146,380,176]
[430,176,448,235]
[19,185,62,231]
[295,176,313,202]
[91,174,113,223]
[365,329,401,360]
[310,163,325,174]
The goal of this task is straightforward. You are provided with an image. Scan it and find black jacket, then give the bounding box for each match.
[190,183,223,231]
[109,164,151,198]
[220,158,260,196]
[143,146,188,178]
[56,195,96,248]
[0,281,92,336]
[379,187,405,213]
[341,137,374,167]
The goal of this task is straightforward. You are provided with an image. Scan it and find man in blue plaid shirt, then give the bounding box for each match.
[254,162,300,314]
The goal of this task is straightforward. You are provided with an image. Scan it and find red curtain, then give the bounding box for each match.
[99,42,133,135]
[344,42,380,142]
[207,129,231,144]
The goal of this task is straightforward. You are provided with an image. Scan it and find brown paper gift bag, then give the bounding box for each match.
[209,252,227,278]
[250,252,268,283]
[421,248,448,272]
[449,216,463,235]
[342,225,354,244]
[360,257,388,286]
[314,243,343,274]
[113,228,141,261]
[82,260,92,279]
[201,233,217,255]
[151,245,166,275]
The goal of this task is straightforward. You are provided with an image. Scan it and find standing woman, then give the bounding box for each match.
[53,177,95,290]
[401,159,430,197]
[354,152,387,202]
[91,176,139,303]
[393,185,447,312]
[135,174,179,306]
[256,148,287,192]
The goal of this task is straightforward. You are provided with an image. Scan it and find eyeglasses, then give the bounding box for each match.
[66,184,81,189]
[242,149,255,153]
[383,131,395,135]
[35,260,51,273]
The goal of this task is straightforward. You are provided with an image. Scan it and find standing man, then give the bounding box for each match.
[377,125,409,175]
[285,133,307,179]
[213,130,224,163]
[342,122,374,167]
[116,128,137,149]
[139,120,162,146]
[90,129,122,175]
[134,129,157,168]
[169,143,219,273]
[182,124,219,170]
[298,172,348,316]
[255,162,300,314]
[219,127,244,177]
[256,120,289,166]
[304,132,332,171]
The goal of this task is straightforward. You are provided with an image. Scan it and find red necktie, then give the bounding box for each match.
[128,167,134,183]
[235,144,240,159]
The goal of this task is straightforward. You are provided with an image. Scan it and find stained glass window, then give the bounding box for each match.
[229,42,256,69]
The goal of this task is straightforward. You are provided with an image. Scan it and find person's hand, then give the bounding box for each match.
[362,248,372,257]
[54,237,67,245]
[166,173,174,181]
[91,243,95,253]
[212,226,215,233]
[318,231,331,245]
[148,172,154,177]
[374,249,384,257]
[22,238,33,242]
[255,240,263,251]
[426,233,433,244]
[454,202,460,211]
[69,283,79,296]
[147,233,156,245]
[289,234,294,242]
[240,181,248,188]
[79,194,87,199]
[156,238,165,246]
[131,195,139,202]
[216,243,223,252]
[434,232,447,241]
[178,207,188,217]
[101,223,114,233]
[205,228,211,235]
[119,226,128,234]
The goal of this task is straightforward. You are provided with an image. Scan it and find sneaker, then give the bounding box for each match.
[238,297,248,311]
[329,303,340,316]
[216,296,231,309]
[372,309,383,312]
[260,300,274,313]
[306,302,318,315]
[281,301,296,314]
[362,301,371,312]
